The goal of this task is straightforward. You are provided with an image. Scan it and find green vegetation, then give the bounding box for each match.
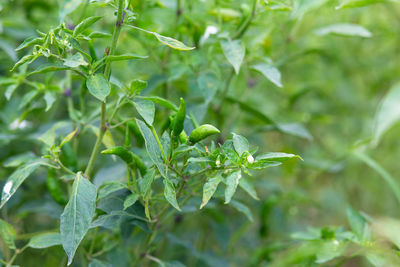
[1,0,400,266]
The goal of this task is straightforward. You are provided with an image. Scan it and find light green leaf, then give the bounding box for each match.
[132,99,155,126]
[239,179,259,200]
[88,31,112,38]
[86,74,111,102]
[0,219,16,249]
[19,90,39,109]
[44,91,56,112]
[136,119,165,176]
[315,23,372,38]
[64,53,88,68]
[16,36,43,51]
[1,159,47,209]
[252,63,282,87]
[73,16,103,36]
[232,133,249,156]
[123,193,139,210]
[28,233,62,249]
[230,200,254,222]
[98,181,127,199]
[373,83,400,145]
[224,171,242,204]
[140,168,156,197]
[197,72,219,104]
[129,80,148,95]
[137,96,178,111]
[28,63,70,76]
[104,53,148,63]
[200,175,222,209]
[346,207,370,242]
[256,152,302,162]
[3,152,36,168]
[163,178,181,211]
[60,172,97,266]
[153,33,195,51]
[5,84,19,100]
[220,39,245,74]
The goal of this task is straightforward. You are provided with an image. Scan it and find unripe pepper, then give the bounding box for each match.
[179,130,188,144]
[172,98,186,137]
[46,169,68,205]
[188,124,220,144]
[101,146,147,176]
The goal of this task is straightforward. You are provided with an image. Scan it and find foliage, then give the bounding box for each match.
[1,0,400,266]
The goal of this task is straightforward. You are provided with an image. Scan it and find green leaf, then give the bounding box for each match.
[5,83,18,100]
[0,219,16,249]
[346,207,370,242]
[19,90,39,109]
[60,172,97,266]
[315,24,372,37]
[137,96,178,111]
[86,74,111,102]
[123,193,139,210]
[153,33,195,51]
[98,181,127,199]
[336,0,391,9]
[136,119,165,176]
[44,91,56,112]
[224,171,242,204]
[239,179,259,200]
[220,39,245,74]
[163,178,181,211]
[64,53,88,68]
[230,200,254,222]
[373,83,400,145]
[28,233,62,249]
[232,133,249,156]
[88,31,112,38]
[28,63,70,76]
[221,140,241,166]
[104,53,148,63]
[140,168,156,197]
[197,72,219,104]
[1,160,47,209]
[200,175,222,209]
[11,54,35,72]
[252,62,283,87]
[132,99,155,126]
[129,80,148,95]
[73,16,103,36]
[3,152,36,168]
[247,161,282,170]
[256,152,302,162]
[16,36,43,51]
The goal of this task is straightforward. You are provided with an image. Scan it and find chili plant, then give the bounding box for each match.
[0,0,300,266]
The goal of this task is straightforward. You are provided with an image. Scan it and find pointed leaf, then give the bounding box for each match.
[163,178,181,211]
[140,168,156,197]
[28,233,62,249]
[232,133,249,156]
[73,16,103,36]
[132,99,155,126]
[252,63,283,87]
[28,63,70,76]
[315,23,372,38]
[105,53,148,62]
[220,39,245,74]
[224,171,242,204]
[60,172,97,265]
[1,160,47,209]
[239,179,259,200]
[86,74,111,102]
[230,200,254,222]
[200,175,222,209]
[0,219,16,249]
[64,53,88,67]
[123,193,139,210]
[153,33,195,51]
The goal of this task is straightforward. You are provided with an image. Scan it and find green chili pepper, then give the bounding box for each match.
[160,116,172,134]
[101,146,147,176]
[46,169,68,205]
[188,124,220,144]
[124,123,131,149]
[127,121,144,147]
[179,130,188,144]
[172,98,186,137]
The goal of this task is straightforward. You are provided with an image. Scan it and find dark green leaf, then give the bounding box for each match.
[163,178,181,211]
[132,99,155,126]
[86,74,111,102]
[200,175,222,209]
[224,171,242,204]
[73,16,103,36]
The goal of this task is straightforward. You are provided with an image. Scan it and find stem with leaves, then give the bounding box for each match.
[84,0,124,178]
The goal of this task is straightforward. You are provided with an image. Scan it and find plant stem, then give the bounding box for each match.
[84,0,124,178]
[232,0,257,39]
[150,125,167,162]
